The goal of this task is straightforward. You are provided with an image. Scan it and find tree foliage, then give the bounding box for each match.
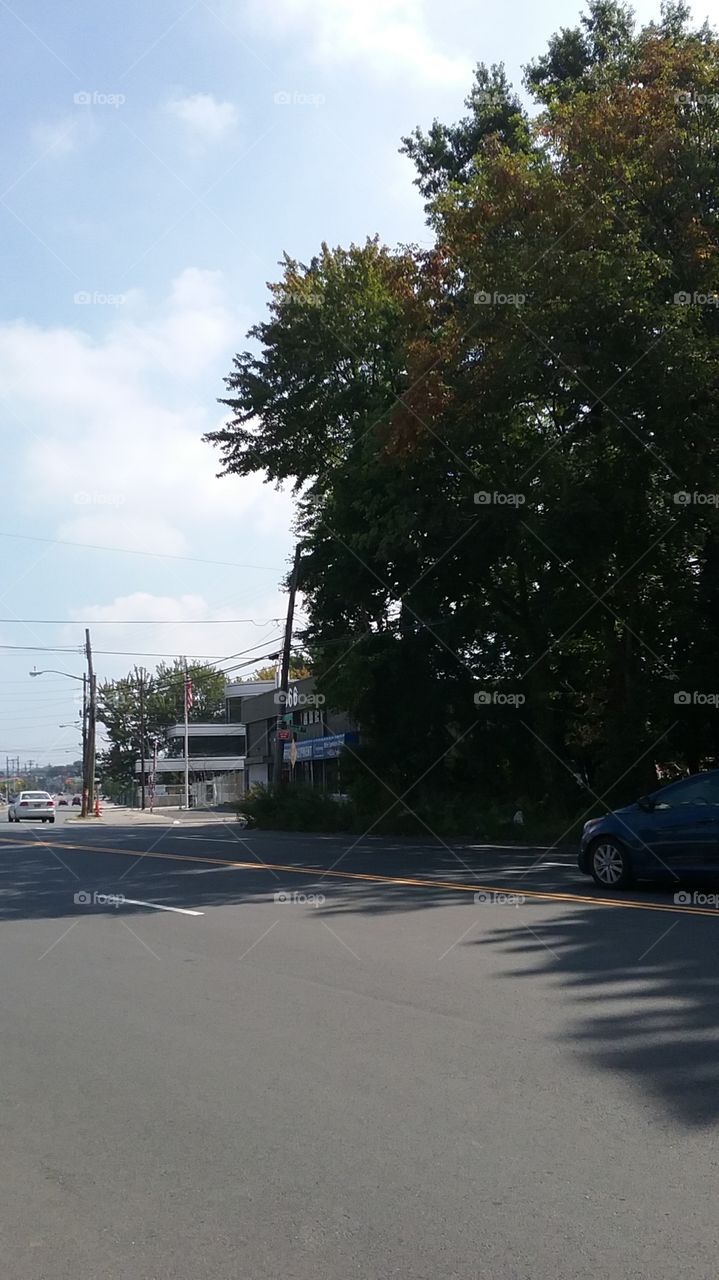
[206,2,719,822]
[250,659,311,682]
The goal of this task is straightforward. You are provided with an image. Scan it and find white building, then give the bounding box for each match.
[134,681,275,808]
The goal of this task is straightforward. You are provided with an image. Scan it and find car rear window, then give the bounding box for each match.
[23,792,51,800]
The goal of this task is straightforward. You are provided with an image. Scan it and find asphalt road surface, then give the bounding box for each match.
[2,817,719,1279]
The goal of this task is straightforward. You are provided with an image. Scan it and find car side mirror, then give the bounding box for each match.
[637,795,655,813]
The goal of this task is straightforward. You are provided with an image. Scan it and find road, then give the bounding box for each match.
[2,814,719,1279]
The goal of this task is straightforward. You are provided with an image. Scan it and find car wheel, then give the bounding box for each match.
[589,838,633,889]
[49,817,55,824]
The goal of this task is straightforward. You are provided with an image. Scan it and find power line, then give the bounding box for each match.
[0,531,282,571]
[91,647,252,659]
[0,681,71,688]
[0,616,284,625]
[0,644,82,653]
[0,723,82,730]
[217,638,285,676]
[0,678,69,685]
[4,697,82,705]
[92,638,284,697]
[0,642,249,659]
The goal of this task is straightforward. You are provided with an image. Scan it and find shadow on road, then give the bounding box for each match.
[470,903,719,1127]
[0,826,587,923]
[5,827,719,1128]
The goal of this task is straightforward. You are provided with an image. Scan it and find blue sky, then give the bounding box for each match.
[0,0,708,762]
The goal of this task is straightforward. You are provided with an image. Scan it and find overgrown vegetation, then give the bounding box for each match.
[239,781,585,842]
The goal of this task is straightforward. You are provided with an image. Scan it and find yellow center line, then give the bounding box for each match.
[0,834,717,918]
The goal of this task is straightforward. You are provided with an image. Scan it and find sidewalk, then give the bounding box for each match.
[68,805,241,827]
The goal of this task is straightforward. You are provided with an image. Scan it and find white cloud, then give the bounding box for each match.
[249,0,470,86]
[31,114,92,156]
[65,591,288,681]
[0,268,294,592]
[384,147,424,215]
[164,92,239,143]
[57,514,189,558]
[77,592,228,624]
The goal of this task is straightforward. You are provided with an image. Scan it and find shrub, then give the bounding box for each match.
[239,784,355,832]
[237,783,583,844]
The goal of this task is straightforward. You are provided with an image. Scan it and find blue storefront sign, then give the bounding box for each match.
[283,731,358,762]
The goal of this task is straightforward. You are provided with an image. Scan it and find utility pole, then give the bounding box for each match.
[183,662,191,810]
[81,674,87,810]
[83,629,97,817]
[148,738,157,812]
[137,668,147,811]
[273,545,301,786]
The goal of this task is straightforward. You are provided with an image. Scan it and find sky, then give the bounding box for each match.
[0,0,714,764]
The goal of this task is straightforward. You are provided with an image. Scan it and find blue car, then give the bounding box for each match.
[578,769,719,888]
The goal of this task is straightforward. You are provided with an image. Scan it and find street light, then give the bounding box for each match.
[29,668,84,681]
[30,668,93,815]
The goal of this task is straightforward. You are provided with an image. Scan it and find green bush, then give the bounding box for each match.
[238,782,585,844]
[239,784,356,832]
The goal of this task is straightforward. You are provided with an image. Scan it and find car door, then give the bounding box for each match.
[644,774,719,873]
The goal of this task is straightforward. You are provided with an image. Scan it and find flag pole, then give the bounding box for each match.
[183,663,190,810]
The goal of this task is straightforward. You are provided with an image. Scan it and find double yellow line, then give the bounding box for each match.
[0,833,717,918]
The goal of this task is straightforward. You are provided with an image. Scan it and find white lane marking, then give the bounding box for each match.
[174,835,242,843]
[167,861,578,880]
[121,898,204,916]
[175,865,242,875]
[495,862,574,872]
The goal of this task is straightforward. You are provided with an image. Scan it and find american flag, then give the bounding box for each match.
[184,676,193,713]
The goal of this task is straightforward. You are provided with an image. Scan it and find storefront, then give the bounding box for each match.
[282,731,359,792]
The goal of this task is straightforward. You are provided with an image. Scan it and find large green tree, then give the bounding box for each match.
[207,0,719,823]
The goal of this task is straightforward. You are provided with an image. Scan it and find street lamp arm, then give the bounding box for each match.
[29,668,85,682]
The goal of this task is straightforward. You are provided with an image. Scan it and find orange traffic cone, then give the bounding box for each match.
[94,797,101,817]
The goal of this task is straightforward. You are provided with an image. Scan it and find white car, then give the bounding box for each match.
[8,791,56,823]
